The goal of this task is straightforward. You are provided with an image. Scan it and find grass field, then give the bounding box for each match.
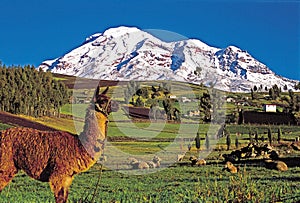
[0,123,11,131]
[1,115,300,202]
[0,163,299,203]
[1,75,300,202]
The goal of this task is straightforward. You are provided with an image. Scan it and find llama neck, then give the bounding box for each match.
[80,107,107,160]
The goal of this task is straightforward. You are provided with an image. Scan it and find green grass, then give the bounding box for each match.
[109,141,171,155]
[60,103,89,118]
[1,164,299,203]
[108,122,208,139]
[1,115,300,202]
[0,123,11,131]
[227,124,300,141]
[18,115,83,134]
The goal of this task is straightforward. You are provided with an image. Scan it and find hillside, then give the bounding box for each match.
[0,111,56,131]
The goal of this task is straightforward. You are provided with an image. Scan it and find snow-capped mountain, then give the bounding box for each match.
[39,26,298,92]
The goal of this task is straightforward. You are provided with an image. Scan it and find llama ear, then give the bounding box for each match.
[93,85,100,102]
[101,87,109,95]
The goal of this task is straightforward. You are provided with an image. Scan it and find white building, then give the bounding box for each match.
[181,97,191,103]
[263,104,277,112]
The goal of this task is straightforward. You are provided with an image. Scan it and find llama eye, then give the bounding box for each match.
[101,99,108,104]
[93,146,100,152]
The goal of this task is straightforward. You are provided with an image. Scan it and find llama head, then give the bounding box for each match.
[92,86,119,116]
[153,155,161,163]
[189,155,197,161]
[128,157,139,165]
[224,161,234,169]
[81,86,119,159]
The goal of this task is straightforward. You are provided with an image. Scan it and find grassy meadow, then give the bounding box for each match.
[1,77,300,202]
[1,116,300,202]
[0,161,300,202]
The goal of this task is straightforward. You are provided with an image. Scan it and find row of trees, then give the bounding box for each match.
[194,126,284,152]
[0,64,70,117]
[285,90,300,114]
[250,84,282,100]
[250,82,300,95]
[250,83,300,114]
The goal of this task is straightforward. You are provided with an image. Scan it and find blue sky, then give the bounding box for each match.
[0,0,299,80]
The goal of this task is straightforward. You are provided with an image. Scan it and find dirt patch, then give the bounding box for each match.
[0,111,57,131]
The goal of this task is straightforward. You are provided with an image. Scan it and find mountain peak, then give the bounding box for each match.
[226,45,242,51]
[103,26,141,38]
[39,26,298,92]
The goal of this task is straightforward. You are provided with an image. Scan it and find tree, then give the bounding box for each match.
[268,127,272,145]
[261,135,265,143]
[235,135,239,149]
[248,126,253,144]
[249,130,253,144]
[269,84,280,100]
[277,128,282,143]
[135,96,144,107]
[124,81,139,104]
[250,88,257,100]
[294,82,300,90]
[0,65,70,117]
[296,95,300,112]
[205,133,210,151]
[254,129,259,143]
[162,82,171,96]
[162,99,173,120]
[253,85,258,92]
[199,91,211,122]
[173,108,181,121]
[195,132,201,152]
[269,88,276,100]
[288,89,297,113]
[226,133,231,151]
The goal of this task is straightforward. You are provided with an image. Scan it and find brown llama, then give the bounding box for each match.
[0,85,118,203]
[264,160,288,172]
[189,156,206,166]
[223,161,238,174]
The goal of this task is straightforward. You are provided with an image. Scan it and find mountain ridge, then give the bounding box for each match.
[39,26,298,92]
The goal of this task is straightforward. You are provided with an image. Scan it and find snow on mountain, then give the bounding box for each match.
[39,26,298,92]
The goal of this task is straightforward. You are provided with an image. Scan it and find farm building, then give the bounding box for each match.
[238,111,297,125]
[169,95,177,99]
[263,104,277,112]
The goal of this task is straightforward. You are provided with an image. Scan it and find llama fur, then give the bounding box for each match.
[223,161,238,174]
[128,156,161,169]
[0,86,118,203]
[264,160,288,172]
[147,156,161,168]
[128,157,150,169]
[189,156,206,166]
[177,154,185,162]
